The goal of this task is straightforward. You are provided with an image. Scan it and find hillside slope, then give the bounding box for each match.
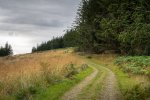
[0,49,149,100]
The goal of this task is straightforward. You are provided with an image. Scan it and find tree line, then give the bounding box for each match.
[32,0,150,55]
[32,29,79,52]
[0,43,13,57]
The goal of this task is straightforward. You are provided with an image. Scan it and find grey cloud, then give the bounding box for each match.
[3,16,63,27]
[0,0,81,32]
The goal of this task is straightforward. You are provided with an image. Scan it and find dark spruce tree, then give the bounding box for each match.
[63,29,80,47]
[0,43,13,57]
[74,0,150,55]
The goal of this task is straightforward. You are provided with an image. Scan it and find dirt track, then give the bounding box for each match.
[100,69,121,100]
[61,61,121,100]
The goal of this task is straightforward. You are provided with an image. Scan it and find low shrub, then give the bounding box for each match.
[16,88,30,100]
[81,64,89,71]
[65,63,79,78]
[16,85,38,100]
[87,56,92,59]
[65,63,89,78]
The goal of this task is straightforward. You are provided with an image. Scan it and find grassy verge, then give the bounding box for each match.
[114,56,150,100]
[34,66,93,100]
[110,66,137,93]
[111,65,150,100]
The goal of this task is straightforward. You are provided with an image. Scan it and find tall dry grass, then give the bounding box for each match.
[0,49,85,99]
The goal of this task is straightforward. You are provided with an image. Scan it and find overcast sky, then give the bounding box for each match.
[0,0,81,54]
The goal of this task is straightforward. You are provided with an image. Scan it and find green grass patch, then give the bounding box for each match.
[34,66,93,100]
[106,64,150,100]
